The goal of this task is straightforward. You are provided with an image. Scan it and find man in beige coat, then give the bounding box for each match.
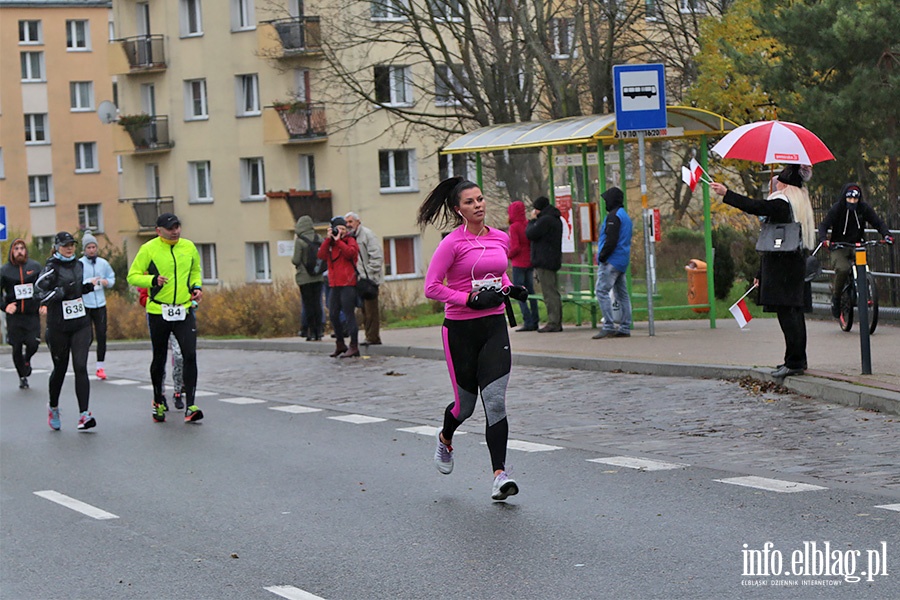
[345,212,384,345]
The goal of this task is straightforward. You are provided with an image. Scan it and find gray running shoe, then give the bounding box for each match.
[434,431,453,475]
[491,471,519,501]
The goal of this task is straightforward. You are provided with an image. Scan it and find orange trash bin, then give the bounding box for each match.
[685,259,709,313]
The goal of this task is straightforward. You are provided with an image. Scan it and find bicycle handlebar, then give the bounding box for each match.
[827,240,891,250]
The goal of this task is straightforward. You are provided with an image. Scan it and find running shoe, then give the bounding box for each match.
[77,411,96,431]
[434,431,454,475]
[184,405,204,423]
[491,471,519,501]
[96,368,107,380]
[24,362,32,377]
[173,391,185,410]
[48,405,61,431]
[152,402,166,423]
[19,377,29,389]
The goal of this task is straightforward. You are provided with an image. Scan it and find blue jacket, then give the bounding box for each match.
[597,187,632,272]
[79,255,116,308]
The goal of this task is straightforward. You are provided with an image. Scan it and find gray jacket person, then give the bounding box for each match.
[345,212,384,345]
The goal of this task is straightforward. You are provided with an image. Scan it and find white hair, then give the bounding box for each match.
[344,212,360,221]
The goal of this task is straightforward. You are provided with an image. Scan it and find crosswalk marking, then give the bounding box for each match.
[875,504,900,512]
[328,414,386,425]
[34,490,119,520]
[506,440,562,452]
[104,379,140,385]
[193,390,217,397]
[270,406,322,414]
[587,456,689,471]
[219,397,266,405]
[714,476,826,493]
[396,426,468,437]
[264,585,326,600]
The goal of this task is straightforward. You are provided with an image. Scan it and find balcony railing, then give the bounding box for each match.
[264,16,322,55]
[118,35,166,71]
[119,196,174,231]
[273,103,327,142]
[121,115,174,152]
[266,189,333,224]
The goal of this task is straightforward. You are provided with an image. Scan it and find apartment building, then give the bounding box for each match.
[0,0,122,249]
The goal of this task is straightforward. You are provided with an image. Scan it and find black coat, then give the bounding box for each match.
[35,256,94,332]
[1,256,42,317]
[525,205,563,271]
[817,184,889,244]
[724,190,810,310]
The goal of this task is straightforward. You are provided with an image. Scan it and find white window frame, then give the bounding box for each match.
[384,236,421,280]
[374,65,413,107]
[24,114,48,144]
[240,157,266,201]
[231,0,256,31]
[236,74,260,116]
[184,79,208,120]
[247,242,271,282]
[18,20,42,44]
[298,154,315,190]
[180,0,204,37]
[188,160,213,203]
[78,204,103,232]
[645,0,659,20]
[549,18,576,59]
[66,20,90,51]
[379,149,417,193]
[439,153,474,181]
[680,0,707,13]
[371,0,409,21]
[70,81,94,111]
[428,0,462,22]
[20,51,44,81]
[434,64,467,107]
[198,243,218,283]
[28,175,53,205]
[74,142,98,173]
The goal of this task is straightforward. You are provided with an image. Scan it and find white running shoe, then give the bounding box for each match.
[434,431,454,475]
[491,471,519,501]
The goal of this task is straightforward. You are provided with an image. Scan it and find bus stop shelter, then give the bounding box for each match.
[440,106,738,328]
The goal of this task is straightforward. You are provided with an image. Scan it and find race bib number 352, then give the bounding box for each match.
[161,304,186,322]
[62,297,85,320]
[14,283,34,300]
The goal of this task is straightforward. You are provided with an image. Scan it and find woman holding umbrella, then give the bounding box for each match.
[711,164,816,378]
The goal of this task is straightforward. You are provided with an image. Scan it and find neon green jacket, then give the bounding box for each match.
[127,237,202,315]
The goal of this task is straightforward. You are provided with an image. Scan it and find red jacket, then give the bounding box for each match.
[318,235,358,287]
[507,200,532,268]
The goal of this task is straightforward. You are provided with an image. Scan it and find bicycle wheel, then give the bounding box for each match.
[867,273,879,334]
[839,283,854,332]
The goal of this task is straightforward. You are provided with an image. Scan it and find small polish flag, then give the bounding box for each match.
[690,158,704,186]
[681,166,696,191]
[729,297,753,328]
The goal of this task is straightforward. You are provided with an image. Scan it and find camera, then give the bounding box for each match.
[332,226,340,236]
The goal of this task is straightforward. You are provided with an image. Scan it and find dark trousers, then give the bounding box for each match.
[300,282,324,338]
[46,324,93,412]
[7,314,40,377]
[86,305,107,362]
[361,293,381,344]
[328,286,358,347]
[776,306,807,369]
[148,311,198,405]
[512,266,539,329]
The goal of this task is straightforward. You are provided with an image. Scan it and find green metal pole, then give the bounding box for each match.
[475,152,483,189]
[701,136,716,328]
[548,146,555,203]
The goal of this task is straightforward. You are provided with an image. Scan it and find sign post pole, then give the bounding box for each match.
[637,132,655,335]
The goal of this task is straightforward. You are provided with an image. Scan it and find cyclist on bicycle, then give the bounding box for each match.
[817,183,893,318]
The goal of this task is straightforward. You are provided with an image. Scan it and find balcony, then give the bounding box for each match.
[115,35,166,73]
[266,189,333,225]
[119,196,174,233]
[259,16,322,58]
[271,103,327,143]
[119,115,174,153]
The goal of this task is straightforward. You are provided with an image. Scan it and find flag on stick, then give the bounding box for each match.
[729,284,758,328]
[681,166,696,191]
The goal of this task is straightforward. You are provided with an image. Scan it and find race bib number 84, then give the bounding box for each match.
[161,304,186,322]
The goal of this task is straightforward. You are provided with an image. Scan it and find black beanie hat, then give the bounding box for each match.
[777,164,803,187]
[331,216,347,228]
[532,196,550,211]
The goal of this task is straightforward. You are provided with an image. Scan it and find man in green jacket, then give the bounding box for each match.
[127,213,204,424]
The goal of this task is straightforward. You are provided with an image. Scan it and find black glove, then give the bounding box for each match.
[467,287,504,310]
[505,285,529,302]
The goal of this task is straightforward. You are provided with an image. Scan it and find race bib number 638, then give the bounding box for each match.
[62,298,85,320]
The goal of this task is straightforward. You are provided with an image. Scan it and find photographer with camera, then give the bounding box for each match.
[318,216,360,358]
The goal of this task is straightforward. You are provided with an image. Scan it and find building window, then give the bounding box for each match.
[18,20,42,44]
[550,18,575,58]
[236,74,260,116]
[434,64,467,106]
[428,0,462,21]
[383,236,419,278]
[78,204,102,231]
[645,0,659,20]
[374,65,412,106]
[371,0,409,20]
[247,242,271,282]
[188,161,213,203]
[0,148,5,180]
[231,0,255,30]
[28,175,53,204]
[240,157,266,200]
[298,154,316,190]
[70,81,94,111]
[24,114,47,143]
[680,0,707,13]
[180,0,203,36]
[75,142,98,173]
[198,243,218,283]
[66,20,90,50]
[379,149,416,192]
[184,79,208,119]
[492,0,516,21]
[439,153,472,181]
[20,51,44,81]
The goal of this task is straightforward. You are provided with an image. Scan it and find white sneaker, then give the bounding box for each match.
[434,431,453,475]
[491,471,519,501]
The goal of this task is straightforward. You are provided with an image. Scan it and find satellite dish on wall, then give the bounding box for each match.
[97,101,118,124]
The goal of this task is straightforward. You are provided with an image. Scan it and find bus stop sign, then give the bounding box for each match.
[613,64,667,132]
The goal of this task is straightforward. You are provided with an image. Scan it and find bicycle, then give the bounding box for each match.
[828,240,891,334]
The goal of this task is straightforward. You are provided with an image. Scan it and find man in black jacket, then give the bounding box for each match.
[817,183,893,318]
[1,239,46,388]
[526,196,563,332]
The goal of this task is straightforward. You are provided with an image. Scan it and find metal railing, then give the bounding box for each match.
[263,16,322,54]
[118,196,174,230]
[118,34,166,70]
[123,115,173,151]
[273,103,327,140]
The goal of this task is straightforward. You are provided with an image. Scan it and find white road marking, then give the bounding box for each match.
[875,504,900,512]
[587,456,689,471]
[270,405,322,414]
[138,384,154,390]
[33,490,119,520]
[328,414,386,424]
[219,397,266,405]
[104,379,140,385]
[714,476,826,493]
[193,390,217,397]
[264,585,326,600]
[506,440,562,452]
[396,426,467,437]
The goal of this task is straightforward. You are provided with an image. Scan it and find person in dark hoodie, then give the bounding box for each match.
[35,232,100,431]
[507,200,539,331]
[2,238,46,389]
[291,215,325,341]
[593,187,633,339]
[526,196,563,332]
[817,183,893,318]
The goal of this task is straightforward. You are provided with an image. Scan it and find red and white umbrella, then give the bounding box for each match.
[711,120,834,165]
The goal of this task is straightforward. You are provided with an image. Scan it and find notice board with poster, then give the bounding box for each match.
[554,186,575,253]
